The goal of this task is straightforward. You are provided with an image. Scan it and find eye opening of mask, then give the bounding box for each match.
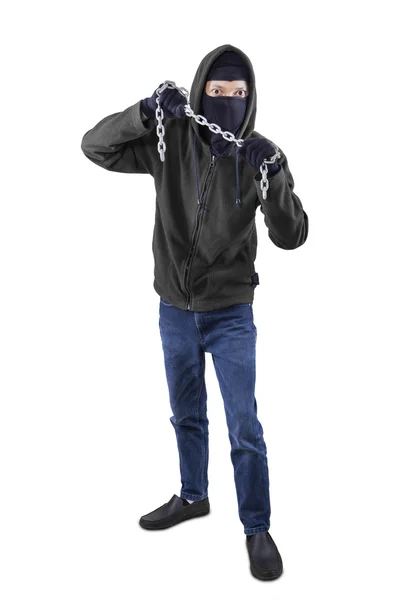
[205,80,249,98]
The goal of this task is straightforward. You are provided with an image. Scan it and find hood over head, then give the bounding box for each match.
[189,44,258,211]
[189,43,257,151]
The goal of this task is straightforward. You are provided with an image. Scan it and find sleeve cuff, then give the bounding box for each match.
[131,100,154,135]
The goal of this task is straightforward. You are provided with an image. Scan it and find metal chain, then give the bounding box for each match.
[154,80,281,200]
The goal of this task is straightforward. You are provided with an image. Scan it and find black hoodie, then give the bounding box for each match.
[81,43,309,311]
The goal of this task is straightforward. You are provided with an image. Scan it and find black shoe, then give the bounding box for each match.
[139,494,210,530]
[246,531,283,580]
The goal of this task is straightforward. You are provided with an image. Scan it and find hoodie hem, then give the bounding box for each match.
[154,286,255,312]
[187,295,255,311]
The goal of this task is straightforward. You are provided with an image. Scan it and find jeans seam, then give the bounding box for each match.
[250,391,270,532]
[195,365,207,490]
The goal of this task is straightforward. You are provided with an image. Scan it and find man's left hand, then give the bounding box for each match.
[238,138,281,177]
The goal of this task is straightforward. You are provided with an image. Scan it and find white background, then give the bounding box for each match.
[1,1,399,598]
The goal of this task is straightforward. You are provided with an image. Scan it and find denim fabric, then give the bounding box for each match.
[158,297,271,535]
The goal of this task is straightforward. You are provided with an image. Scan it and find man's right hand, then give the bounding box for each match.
[141,83,187,120]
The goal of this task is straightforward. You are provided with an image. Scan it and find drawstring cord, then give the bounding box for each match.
[235,146,241,208]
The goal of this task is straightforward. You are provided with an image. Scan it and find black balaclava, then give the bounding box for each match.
[201,51,249,157]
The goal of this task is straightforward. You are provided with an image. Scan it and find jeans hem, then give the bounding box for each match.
[180,492,208,501]
[244,526,270,535]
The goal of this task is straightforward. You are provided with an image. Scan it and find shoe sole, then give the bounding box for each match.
[250,562,283,580]
[139,507,210,530]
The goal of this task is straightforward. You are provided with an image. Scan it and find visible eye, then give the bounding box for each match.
[237,90,246,97]
[212,89,221,95]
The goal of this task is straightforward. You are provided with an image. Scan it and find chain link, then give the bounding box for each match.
[154,80,280,200]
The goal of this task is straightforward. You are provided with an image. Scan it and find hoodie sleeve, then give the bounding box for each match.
[81,99,157,175]
[253,149,309,250]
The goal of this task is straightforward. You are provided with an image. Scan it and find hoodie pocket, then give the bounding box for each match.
[211,242,253,300]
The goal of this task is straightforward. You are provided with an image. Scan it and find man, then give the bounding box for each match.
[81,43,308,581]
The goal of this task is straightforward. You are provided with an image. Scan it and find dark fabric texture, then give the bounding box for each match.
[206,49,250,84]
[81,43,309,312]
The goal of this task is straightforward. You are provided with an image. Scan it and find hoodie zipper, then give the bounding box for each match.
[184,153,217,310]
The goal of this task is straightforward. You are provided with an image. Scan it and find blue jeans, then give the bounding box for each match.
[158,298,271,535]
